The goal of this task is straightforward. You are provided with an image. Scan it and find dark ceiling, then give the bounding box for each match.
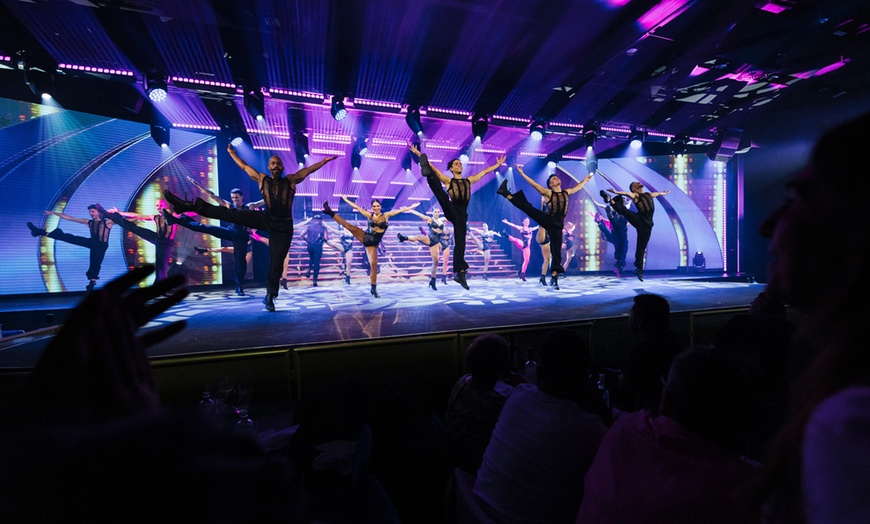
[1,0,869,162]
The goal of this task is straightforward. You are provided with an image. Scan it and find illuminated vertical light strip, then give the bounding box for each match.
[715,162,727,272]
[673,155,689,266]
[43,201,71,293]
[202,143,222,285]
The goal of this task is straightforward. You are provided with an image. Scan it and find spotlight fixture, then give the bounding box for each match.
[330,96,348,121]
[405,106,423,136]
[293,131,309,165]
[584,120,600,150]
[471,112,488,141]
[529,119,545,141]
[706,128,743,162]
[145,73,168,103]
[355,136,368,157]
[351,150,362,170]
[629,127,645,149]
[244,88,265,121]
[150,121,170,148]
[400,151,412,171]
[586,157,598,175]
[225,121,249,147]
[25,66,54,100]
[672,133,688,157]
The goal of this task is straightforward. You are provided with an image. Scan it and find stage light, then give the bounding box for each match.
[629,127,645,149]
[225,121,249,147]
[331,96,347,121]
[355,136,368,157]
[351,150,362,170]
[706,128,743,162]
[471,112,488,141]
[145,74,168,103]
[401,151,412,171]
[529,119,545,141]
[293,131,309,165]
[25,66,54,100]
[672,133,688,157]
[586,157,598,175]
[151,121,170,148]
[244,88,265,121]
[584,120,600,150]
[460,154,469,164]
[405,106,423,136]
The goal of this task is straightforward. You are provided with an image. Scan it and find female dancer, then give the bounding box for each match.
[502,217,537,281]
[397,207,446,290]
[536,217,552,287]
[323,197,418,297]
[440,222,452,285]
[562,221,576,273]
[469,223,501,280]
[325,223,355,285]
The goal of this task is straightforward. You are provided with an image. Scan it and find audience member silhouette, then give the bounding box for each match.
[0,266,306,523]
[754,112,870,524]
[577,346,758,524]
[616,293,683,414]
[473,329,607,524]
[442,333,514,473]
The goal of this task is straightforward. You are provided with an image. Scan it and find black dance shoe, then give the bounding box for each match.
[263,293,276,312]
[370,284,380,298]
[27,222,46,237]
[397,233,409,243]
[323,202,335,217]
[162,190,195,213]
[194,246,209,255]
[453,271,470,290]
[162,208,179,225]
[599,190,611,204]
[497,179,511,198]
[235,286,245,296]
[429,277,437,291]
[86,280,96,292]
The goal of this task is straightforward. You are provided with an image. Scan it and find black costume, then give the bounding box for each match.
[598,204,629,273]
[29,218,111,286]
[105,211,174,281]
[502,189,569,274]
[419,154,469,274]
[303,221,327,283]
[480,230,497,252]
[173,208,250,292]
[428,218,445,247]
[612,192,653,276]
[166,176,295,298]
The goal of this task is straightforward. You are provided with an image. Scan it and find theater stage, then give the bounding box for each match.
[0,272,765,369]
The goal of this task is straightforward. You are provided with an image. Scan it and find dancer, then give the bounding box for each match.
[409,144,505,290]
[562,221,576,273]
[469,223,501,280]
[322,196,418,298]
[96,200,176,282]
[397,207,447,290]
[603,183,670,281]
[536,220,552,287]
[169,178,252,296]
[497,164,592,289]
[27,205,114,292]
[299,215,327,287]
[163,145,338,311]
[502,217,537,281]
[324,223,355,285]
[592,193,629,276]
[440,223,453,285]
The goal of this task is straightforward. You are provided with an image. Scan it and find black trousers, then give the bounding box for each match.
[46,229,108,281]
[612,197,652,273]
[176,216,249,289]
[506,190,565,274]
[190,198,292,296]
[423,168,468,274]
[306,243,323,280]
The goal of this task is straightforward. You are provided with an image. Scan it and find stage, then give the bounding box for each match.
[0,272,765,369]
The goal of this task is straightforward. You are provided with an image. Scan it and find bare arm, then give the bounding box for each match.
[467,155,506,184]
[248,199,264,209]
[384,202,420,219]
[502,219,520,231]
[564,174,594,196]
[109,208,153,221]
[44,210,88,225]
[227,144,264,183]
[341,196,372,219]
[290,155,339,184]
[187,175,229,207]
[608,188,638,200]
[516,164,549,196]
[649,190,671,198]
[409,144,451,185]
[406,208,430,221]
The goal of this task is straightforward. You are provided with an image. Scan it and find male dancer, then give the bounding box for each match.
[167,177,252,296]
[299,215,327,287]
[593,192,629,276]
[409,144,505,290]
[603,182,670,281]
[96,200,176,282]
[27,205,114,291]
[497,165,592,289]
[163,145,337,311]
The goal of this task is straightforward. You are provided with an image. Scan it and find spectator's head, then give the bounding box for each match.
[760,113,870,313]
[661,347,753,447]
[465,334,510,389]
[748,290,787,319]
[629,294,670,333]
[536,329,590,399]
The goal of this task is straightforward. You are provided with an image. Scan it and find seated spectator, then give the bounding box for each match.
[473,329,607,524]
[616,293,683,414]
[442,333,513,473]
[0,265,306,523]
[577,347,758,524]
[754,113,870,523]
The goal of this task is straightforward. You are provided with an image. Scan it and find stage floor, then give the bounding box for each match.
[0,272,765,368]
